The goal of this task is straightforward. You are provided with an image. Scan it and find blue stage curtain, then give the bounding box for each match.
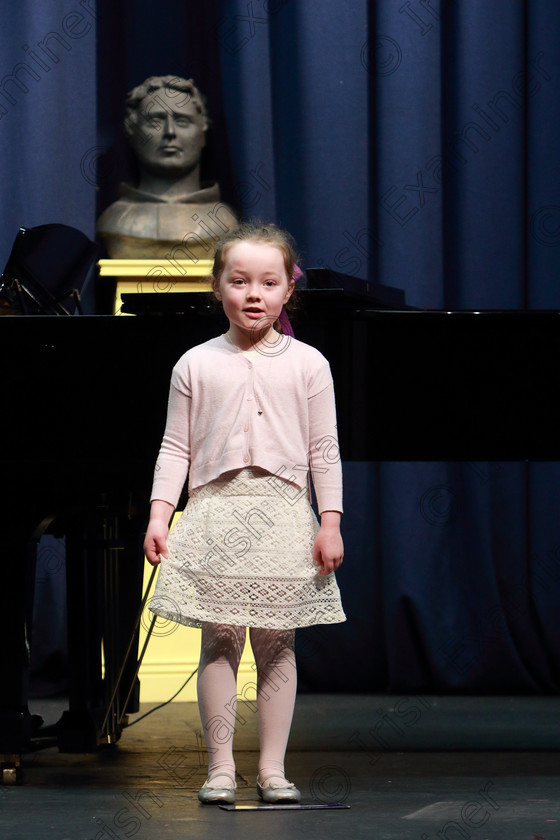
[364,0,560,694]
[3,0,559,694]
[0,1,98,694]
[209,0,560,694]
[0,0,98,283]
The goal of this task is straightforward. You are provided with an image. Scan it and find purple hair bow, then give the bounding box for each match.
[278,264,302,337]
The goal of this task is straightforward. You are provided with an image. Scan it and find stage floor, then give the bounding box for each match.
[2,695,559,840]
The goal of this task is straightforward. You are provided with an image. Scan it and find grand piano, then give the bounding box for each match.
[1,273,560,783]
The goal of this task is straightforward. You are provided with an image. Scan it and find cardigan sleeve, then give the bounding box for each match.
[149,362,192,508]
[307,365,343,515]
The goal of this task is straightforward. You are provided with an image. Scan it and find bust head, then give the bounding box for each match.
[124,76,209,182]
[96,75,237,259]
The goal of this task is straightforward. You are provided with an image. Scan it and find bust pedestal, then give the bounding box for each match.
[97,258,213,315]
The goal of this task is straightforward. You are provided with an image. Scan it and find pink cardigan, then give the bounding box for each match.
[150,333,343,514]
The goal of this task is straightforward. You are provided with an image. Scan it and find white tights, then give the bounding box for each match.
[197,622,297,785]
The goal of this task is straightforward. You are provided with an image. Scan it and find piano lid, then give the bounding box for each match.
[119,267,409,316]
[305,267,409,309]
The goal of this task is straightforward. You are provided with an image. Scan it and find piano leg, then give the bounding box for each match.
[57,501,144,752]
[56,512,104,752]
[103,507,144,729]
[1,493,145,775]
[0,519,40,783]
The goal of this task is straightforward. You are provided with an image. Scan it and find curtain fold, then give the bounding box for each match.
[0,0,97,273]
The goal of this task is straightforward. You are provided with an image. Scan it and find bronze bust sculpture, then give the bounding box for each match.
[96,76,236,259]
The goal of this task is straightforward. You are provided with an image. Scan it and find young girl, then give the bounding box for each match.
[143,222,345,805]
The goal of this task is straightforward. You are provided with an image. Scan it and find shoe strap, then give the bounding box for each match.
[206,771,237,787]
[258,774,295,789]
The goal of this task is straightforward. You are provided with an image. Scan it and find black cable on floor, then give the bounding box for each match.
[125,667,199,727]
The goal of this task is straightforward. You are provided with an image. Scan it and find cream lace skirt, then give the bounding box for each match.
[148,467,346,629]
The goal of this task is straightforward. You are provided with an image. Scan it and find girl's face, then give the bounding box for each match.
[213,241,294,341]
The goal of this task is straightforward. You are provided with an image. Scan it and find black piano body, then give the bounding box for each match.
[2,295,560,781]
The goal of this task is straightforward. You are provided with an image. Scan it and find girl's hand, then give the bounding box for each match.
[143,500,174,566]
[313,511,344,575]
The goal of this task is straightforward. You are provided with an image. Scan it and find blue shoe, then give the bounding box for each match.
[257,774,301,803]
[198,772,236,804]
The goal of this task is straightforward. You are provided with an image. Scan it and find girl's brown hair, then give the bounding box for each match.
[212,222,298,280]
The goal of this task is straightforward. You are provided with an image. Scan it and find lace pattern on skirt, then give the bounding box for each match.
[148,467,346,629]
